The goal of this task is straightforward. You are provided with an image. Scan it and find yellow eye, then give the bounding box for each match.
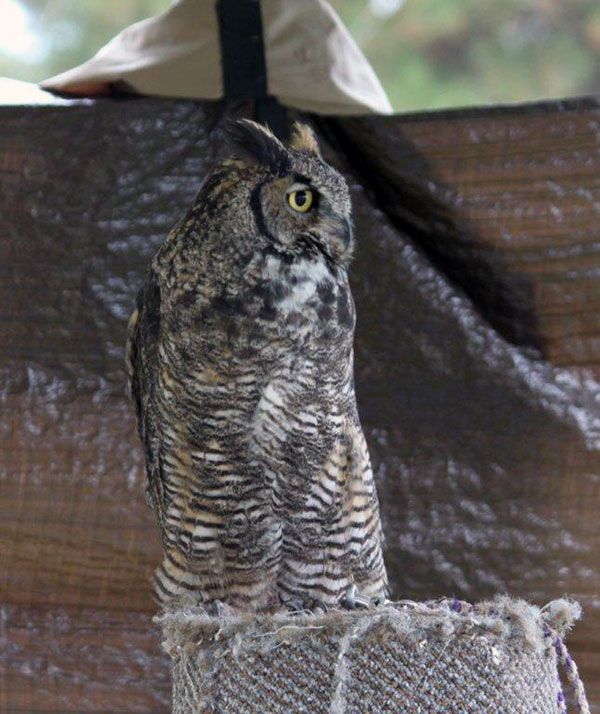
[287,189,313,213]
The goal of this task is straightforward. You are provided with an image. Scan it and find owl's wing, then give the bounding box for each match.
[342,414,389,600]
[126,269,166,515]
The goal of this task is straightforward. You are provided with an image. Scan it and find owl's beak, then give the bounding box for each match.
[342,218,353,248]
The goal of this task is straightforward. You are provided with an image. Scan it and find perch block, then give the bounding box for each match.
[158,597,583,713]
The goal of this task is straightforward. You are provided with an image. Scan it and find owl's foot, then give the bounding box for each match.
[372,595,392,607]
[201,599,227,617]
[280,595,328,615]
[340,584,370,610]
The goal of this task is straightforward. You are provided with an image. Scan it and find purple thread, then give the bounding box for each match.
[544,622,567,712]
[547,623,590,713]
[431,601,588,712]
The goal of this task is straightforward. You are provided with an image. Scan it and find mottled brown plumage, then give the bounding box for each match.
[126,120,387,611]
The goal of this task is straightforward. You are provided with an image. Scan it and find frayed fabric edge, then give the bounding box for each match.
[155,595,582,658]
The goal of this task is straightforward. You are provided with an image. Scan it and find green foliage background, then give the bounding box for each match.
[2,0,600,112]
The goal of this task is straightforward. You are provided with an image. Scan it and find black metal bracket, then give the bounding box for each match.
[216,0,289,139]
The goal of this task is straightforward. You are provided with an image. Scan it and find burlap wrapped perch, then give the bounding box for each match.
[157,597,588,713]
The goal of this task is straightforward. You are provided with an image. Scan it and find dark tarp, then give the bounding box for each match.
[1,88,599,711]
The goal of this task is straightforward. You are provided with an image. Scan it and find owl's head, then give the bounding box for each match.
[214,120,354,269]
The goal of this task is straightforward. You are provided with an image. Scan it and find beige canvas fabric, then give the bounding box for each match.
[41,0,392,115]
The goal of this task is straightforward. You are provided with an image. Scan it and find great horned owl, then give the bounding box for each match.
[126,120,388,611]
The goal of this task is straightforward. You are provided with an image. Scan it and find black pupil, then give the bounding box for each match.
[295,191,307,207]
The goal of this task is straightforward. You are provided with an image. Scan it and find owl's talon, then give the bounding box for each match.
[310,599,329,615]
[374,597,392,607]
[341,584,370,610]
[204,599,225,617]
[281,597,307,614]
[280,596,328,615]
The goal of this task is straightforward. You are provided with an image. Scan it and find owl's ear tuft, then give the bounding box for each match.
[289,122,321,157]
[226,119,290,173]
